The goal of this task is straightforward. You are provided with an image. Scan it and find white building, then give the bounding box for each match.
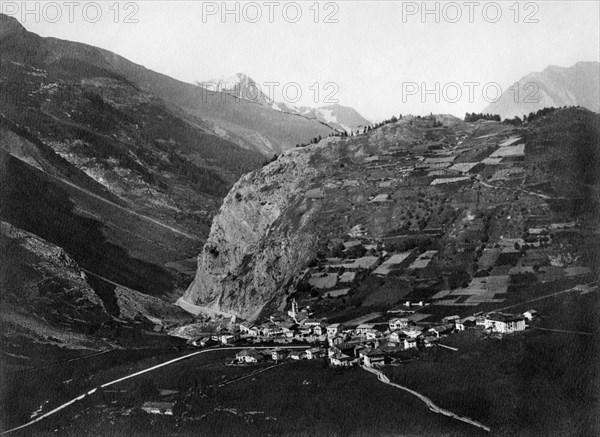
[330,354,355,367]
[236,349,263,363]
[404,337,417,350]
[484,313,526,334]
[389,318,409,331]
[141,402,174,415]
[327,323,343,337]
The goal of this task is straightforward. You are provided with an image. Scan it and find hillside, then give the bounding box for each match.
[484,61,600,119]
[0,14,333,156]
[180,108,600,321]
[0,14,271,345]
[0,220,111,348]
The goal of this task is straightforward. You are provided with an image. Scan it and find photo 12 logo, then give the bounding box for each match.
[401,1,540,24]
[201,1,339,24]
[0,1,140,24]
[401,81,540,104]
[200,80,339,105]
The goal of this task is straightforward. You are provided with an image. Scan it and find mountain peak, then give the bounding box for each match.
[198,72,258,90]
[196,72,270,103]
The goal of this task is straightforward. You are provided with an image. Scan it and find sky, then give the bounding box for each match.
[8,1,600,121]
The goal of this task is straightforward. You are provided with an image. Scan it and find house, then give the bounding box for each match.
[365,329,383,340]
[454,319,465,331]
[427,324,454,338]
[260,323,283,337]
[271,348,288,361]
[289,351,306,360]
[442,315,460,324]
[219,334,238,345]
[389,330,406,344]
[238,322,253,334]
[236,349,264,364]
[191,336,217,347]
[330,353,355,367]
[422,336,437,347]
[355,323,376,336]
[297,326,313,336]
[312,323,329,337]
[305,347,325,360]
[461,316,477,329]
[402,326,424,338]
[389,318,409,331]
[403,337,417,350]
[360,349,386,367]
[484,313,526,334]
[523,310,538,321]
[327,323,343,337]
[141,402,174,416]
[328,335,346,347]
[328,346,342,358]
[278,322,297,337]
[475,316,487,328]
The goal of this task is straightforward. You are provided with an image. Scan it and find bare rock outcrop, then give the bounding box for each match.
[178,141,336,320]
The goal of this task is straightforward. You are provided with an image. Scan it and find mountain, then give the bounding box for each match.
[179,108,600,321]
[197,73,273,106]
[198,73,371,134]
[297,104,372,133]
[484,61,600,119]
[0,15,333,156]
[0,14,275,344]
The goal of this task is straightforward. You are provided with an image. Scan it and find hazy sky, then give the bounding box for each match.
[11,1,600,121]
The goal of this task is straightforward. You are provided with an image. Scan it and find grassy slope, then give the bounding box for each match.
[385,290,600,436]
[32,355,485,437]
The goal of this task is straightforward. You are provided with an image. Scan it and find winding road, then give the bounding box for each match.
[362,365,491,433]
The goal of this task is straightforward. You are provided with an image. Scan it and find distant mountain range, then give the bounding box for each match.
[0,14,333,157]
[484,61,600,119]
[198,73,371,133]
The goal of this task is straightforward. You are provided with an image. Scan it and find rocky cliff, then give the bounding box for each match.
[178,117,437,320]
[178,142,329,321]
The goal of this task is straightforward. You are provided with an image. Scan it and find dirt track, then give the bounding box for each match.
[362,365,491,433]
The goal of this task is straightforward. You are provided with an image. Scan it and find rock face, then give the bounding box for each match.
[0,220,110,345]
[179,144,329,320]
[178,117,452,320]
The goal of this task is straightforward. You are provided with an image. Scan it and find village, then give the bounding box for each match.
[197,299,542,369]
[181,114,597,372]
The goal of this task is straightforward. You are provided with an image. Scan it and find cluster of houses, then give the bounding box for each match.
[207,302,539,369]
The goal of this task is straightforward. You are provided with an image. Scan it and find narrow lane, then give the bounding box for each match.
[362,366,491,433]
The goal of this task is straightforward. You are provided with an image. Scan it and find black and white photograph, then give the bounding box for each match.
[0,1,599,436]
